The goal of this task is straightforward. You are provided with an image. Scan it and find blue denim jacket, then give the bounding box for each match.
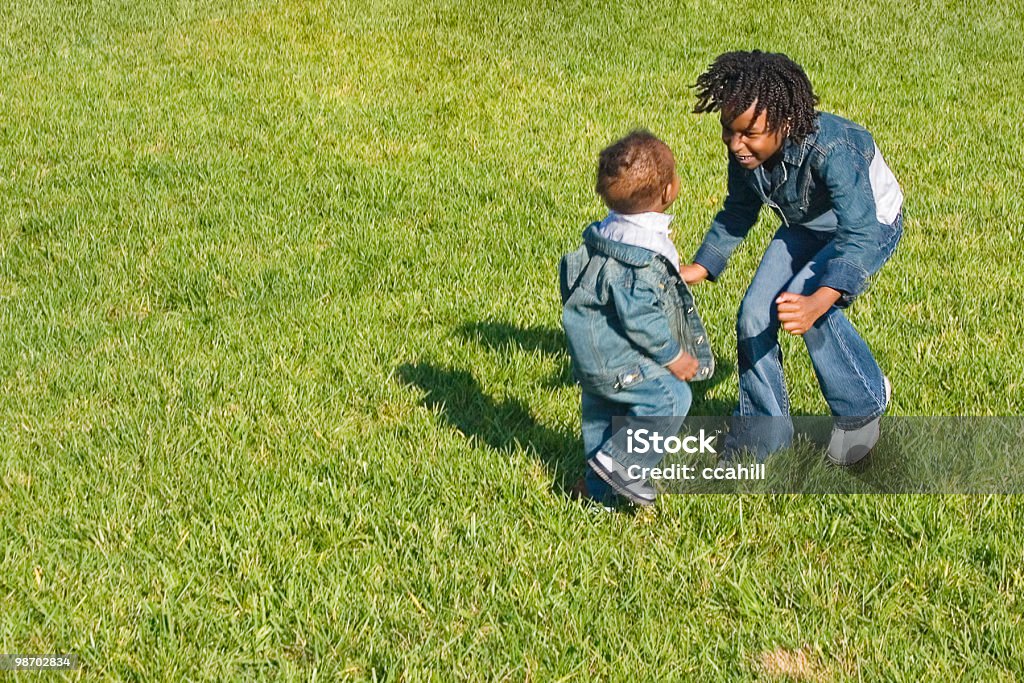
[560,224,715,390]
[693,112,903,300]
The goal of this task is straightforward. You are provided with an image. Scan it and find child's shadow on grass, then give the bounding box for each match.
[458,321,574,387]
[399,321,737,500]
[397,362,580,498]
[457,320,736,415]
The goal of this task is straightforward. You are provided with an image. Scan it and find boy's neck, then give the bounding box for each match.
[604,211,674,232]
[615,202,673,216]
[762,150,784,171]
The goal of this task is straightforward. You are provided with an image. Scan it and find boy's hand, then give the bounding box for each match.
[776,288,842,335]
[666,351,699,381]
[680,263,709,285]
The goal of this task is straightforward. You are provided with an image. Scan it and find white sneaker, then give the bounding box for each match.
[588,451,657,506]
[827,376,891,466]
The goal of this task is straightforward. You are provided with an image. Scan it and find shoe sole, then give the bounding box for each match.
[587,459,656,507]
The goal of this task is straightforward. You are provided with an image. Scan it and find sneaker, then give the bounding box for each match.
[827,376,891,466]
[587,451,657,506]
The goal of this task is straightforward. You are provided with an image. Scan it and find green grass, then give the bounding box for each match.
[2,0,1023,679]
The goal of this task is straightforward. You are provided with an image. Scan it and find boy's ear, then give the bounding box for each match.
[662,174,681,205]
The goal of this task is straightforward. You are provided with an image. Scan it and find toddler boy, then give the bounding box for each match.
[560,131,714,506]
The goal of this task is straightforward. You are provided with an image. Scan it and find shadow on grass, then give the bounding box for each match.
[397,362,580,498]
[457,320,737,416]
[458,320,566,356]
[457,320,574,387]
[399,321,741,501]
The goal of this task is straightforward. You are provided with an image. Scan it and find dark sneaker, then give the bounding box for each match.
[587,451,657,506]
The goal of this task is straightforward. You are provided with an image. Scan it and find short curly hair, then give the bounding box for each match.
[595,130,675,214]
[693,51,819,141]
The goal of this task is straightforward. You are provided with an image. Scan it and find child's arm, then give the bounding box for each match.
[776,141,895,334]
[690,156,764,281]
[812,142,890,299]
[609,273,698,381]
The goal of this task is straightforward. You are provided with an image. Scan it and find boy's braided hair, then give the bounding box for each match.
[693,51,819,141]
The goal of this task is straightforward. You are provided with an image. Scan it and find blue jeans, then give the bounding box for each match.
[581,364,692,503]
[725,216,903,459]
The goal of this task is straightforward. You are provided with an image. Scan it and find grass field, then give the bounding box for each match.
[2,0,1024,679]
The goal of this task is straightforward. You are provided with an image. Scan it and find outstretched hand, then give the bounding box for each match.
[775,288,842,336]
[680,263,709,285]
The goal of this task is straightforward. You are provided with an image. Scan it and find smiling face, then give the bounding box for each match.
[720,101,787,169]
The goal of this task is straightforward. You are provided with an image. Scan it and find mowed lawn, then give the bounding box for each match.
[2,0,1023,679]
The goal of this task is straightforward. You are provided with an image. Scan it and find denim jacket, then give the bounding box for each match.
[560,224,714,390]
[693,112,904,300]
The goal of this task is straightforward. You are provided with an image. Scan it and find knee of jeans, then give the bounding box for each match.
[737,298,775,341]
[802,308,835,347]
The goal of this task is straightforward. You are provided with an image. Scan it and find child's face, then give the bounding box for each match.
[720,102,786,169]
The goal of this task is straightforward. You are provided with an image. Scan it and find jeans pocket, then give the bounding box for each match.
[613,366,645,392]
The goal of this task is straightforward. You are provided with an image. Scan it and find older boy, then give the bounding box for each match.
[681,51,902,465]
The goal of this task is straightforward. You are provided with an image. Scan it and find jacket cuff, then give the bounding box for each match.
[652,340,683,367]
[692,243,728,282]
[660,348,685,368]
[820,259,868,302]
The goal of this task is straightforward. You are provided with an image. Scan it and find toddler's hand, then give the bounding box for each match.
[680,263,709,285]
[666,351,699,381]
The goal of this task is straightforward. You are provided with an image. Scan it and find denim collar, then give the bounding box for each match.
[584,223,663,269]
[782,123,818,167]
[751,131,813,205]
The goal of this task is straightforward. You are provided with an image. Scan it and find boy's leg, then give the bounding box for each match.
[727,227,826,458]
[786,219,902,427]
[803,307,887,421]
[581,391,615,504]
[588,366,693,504]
